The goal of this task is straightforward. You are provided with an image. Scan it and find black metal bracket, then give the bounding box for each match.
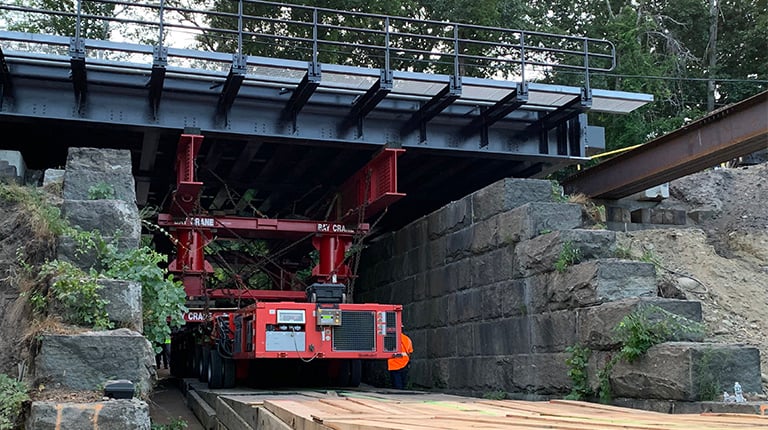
[280,61,321,130]
[69,37,87,115]
[216,53,247,120]
[148,45,167,120]
[461,82,529,147]
[338,69,393,138]
[400,75,462,140]
[519,87,591,154]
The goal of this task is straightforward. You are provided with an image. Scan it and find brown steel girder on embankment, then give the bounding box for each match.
[562,90,768,200]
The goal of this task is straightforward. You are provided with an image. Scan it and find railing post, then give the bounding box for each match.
[583,38,591,98]
[158,0,165,44]
[384,16,391,73]
[312,7,319,69]
[237,0,244,57]
[450,25,462,92]
[520,31,526,84]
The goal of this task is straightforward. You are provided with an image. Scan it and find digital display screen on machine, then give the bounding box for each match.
[276,309,306,324]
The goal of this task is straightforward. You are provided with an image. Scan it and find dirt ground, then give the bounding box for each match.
[615,161,768,396]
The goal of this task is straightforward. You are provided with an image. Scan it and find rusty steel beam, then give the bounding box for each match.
[563,90,768,199]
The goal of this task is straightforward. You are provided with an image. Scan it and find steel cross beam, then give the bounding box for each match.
[562,90,768,199]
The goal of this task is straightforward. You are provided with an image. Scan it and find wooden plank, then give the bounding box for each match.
[249,391,768,430]
[263,400,335,430]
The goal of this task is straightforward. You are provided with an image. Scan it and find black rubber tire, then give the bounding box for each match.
[198,345,210,382]
[349,359,362,388]
[223,357,236,388]
[330,360,350,387]
[193,345,201,379]
[208,349,224,389]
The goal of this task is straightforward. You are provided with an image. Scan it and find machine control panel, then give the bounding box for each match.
[316,308,342,326]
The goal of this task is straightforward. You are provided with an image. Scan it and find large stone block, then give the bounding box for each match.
[62,199,141,244]
[498,279,529,318]
[475,318,531,355]
[393,217,428,255]
[427,198,472,238]
[611,342,762,401]
[63,147,137,203]
[0,150,26,182]
[497,202,582,245]
[99,279,143,332]
[531,310,577,353]
[511,353,571,394]
[428,326,457,358]
[448,356,513,391]
[542,259,657,312]
[470,247,514,287]
[452,288,483,323]
[515,229,617,277]
[469,216,500,254]
[445,227,473,262]
[27,399,150,430]
[471,178,555,222]
[34,328,156,397]
[577,298,703,350]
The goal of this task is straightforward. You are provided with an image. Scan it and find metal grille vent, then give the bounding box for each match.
[333,311,375,351]
[384,311,397,352]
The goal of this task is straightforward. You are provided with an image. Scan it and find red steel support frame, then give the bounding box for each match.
[159,133,404,300]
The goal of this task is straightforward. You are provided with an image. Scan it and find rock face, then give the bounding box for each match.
[356,177,762,403]
[34,328,156,398]
[27,399,150,430]
[26,147,153,425]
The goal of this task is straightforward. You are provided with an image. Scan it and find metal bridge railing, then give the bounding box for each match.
[0,0,615,91]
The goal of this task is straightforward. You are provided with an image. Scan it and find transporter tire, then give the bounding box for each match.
[208,349,224,389]
[223,357,236,388]
[349,359,362,388]
[198,345,210,382]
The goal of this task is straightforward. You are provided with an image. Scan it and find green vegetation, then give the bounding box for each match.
[565,345,593,401]
[1,183,187,351]
[554,241,581,272]
[639,249,663,272]
[482,390,507,400]
[695,348,721,401]
[595,305,705,403]
[87,182,116,200]
[0,373,28,430]
[151,419,188,430]
[614,245,633,259]
[40,260,112,329]
[102,244,187,352]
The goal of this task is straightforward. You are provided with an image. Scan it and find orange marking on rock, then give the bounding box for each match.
[54,404,64,430]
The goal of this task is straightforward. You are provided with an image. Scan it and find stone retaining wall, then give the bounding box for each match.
[356,177,762,401]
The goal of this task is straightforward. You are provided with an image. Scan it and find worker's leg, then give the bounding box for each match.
[391,369,404,389]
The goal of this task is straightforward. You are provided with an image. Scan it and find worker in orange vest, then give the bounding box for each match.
[388,330,413,389]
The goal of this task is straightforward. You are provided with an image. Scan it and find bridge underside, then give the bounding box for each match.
[0,31,651,233]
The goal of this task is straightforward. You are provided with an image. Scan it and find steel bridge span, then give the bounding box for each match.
[0,0,652,233]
